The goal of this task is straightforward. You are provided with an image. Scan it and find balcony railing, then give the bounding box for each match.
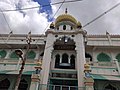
[38,84,85,90]
[89,61,116,67]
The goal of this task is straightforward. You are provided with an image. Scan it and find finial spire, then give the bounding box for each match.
[65,8,67,14]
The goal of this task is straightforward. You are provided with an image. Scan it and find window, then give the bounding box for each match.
[0,50,7,58]
[116,53,120,62]
[10,51,19,59]
[71,26,73,30]
[18,79,28,90]
[62,53,68,63]
[55,54,60,68]
[0,78,10,89]
[27,50,36,59]
[63,25,66,30]
[97,53,111,62]
[70,55,75,69]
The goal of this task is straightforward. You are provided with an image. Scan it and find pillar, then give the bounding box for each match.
[41,32,54,86]
[84,77,94,90]
[75,31,86,88]
[30,74,40,90]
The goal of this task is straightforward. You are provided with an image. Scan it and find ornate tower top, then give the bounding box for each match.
[49,8,82,30]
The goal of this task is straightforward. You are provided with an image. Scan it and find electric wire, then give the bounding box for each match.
[83,2,120,28]
[0,8,12,32]
[35,0,65,46]
[0,0,82,12]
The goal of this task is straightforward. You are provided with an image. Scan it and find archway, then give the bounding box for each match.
[0,78,10,89]
[104,84,117,90]
[18,79,28,90]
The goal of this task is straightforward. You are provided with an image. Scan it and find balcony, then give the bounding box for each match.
[38,84,85,90]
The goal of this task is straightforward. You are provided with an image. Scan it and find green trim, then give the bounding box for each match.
[27,50,36,59]
[97,53,111,62]
[0,63,36,65]
[116,53,120,62]
[91,67,116,69]
[0,50,7,58]
[50,77,77,80]
[10,51,19,60]
[91,74,106,80]
[23,71,35,75]
[0,70,34,75]
[51,70,77,74]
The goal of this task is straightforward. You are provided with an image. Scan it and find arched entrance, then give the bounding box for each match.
[0,78,10,90]
[18,79,28,90]
[104,84,117,90]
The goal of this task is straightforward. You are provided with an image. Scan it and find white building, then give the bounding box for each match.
[0,10,120,90]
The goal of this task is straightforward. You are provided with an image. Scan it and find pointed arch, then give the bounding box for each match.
[27,50,36,59]
[104,84,117,90]
[18,79,28,90]
[0,50,7,58]
[0,78,10,89]
[62,53,68,63]
[70,54,75,69]
[97,52,111,62]
[55,54,60,68]
[10,51,19,59]
[116,53,120,62]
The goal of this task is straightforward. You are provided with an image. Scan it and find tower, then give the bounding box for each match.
[41,9,87,89]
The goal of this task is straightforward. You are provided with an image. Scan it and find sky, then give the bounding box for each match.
[0,0,120,34]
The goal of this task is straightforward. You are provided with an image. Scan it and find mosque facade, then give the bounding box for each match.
[0,10,120,90]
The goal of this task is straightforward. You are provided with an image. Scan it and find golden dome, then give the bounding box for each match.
[55,8,77,26]
[55,14,77,26]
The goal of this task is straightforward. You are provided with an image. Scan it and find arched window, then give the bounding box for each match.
[70,55,75,69]
[85,53,92,61]
[62,53,68,63]
[55,54,60,68]
[0,78,10,89]
[116,53,120,62]
[97,53,111,62]
[10,51,19,59]
[63,25,66,30]
[27,50,36,59]
[0,50,7,58]
[71,26,73,30]
[18,79,28,90]
[104,84,117,90]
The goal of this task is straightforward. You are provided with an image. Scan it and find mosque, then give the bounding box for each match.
[0,9,120,90]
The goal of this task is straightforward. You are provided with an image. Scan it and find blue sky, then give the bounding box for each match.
[33,0,53,22]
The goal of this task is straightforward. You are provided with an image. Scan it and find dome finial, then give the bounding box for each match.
[65,8,67,14]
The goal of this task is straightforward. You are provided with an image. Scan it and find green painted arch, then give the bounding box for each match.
[97,53,111,62]
[10,51,19,59]
[27,50,36,59]
[0,50,7,58]
[116,53,120,62]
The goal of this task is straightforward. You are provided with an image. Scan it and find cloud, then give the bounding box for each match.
[51,0,120,34]
[0,0,120,34]
[0,0,50,34]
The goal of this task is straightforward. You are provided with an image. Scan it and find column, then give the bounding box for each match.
[41,33,54,86]
[30,74,40,90]
[75,33,86,89]
[84,78,94,90]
